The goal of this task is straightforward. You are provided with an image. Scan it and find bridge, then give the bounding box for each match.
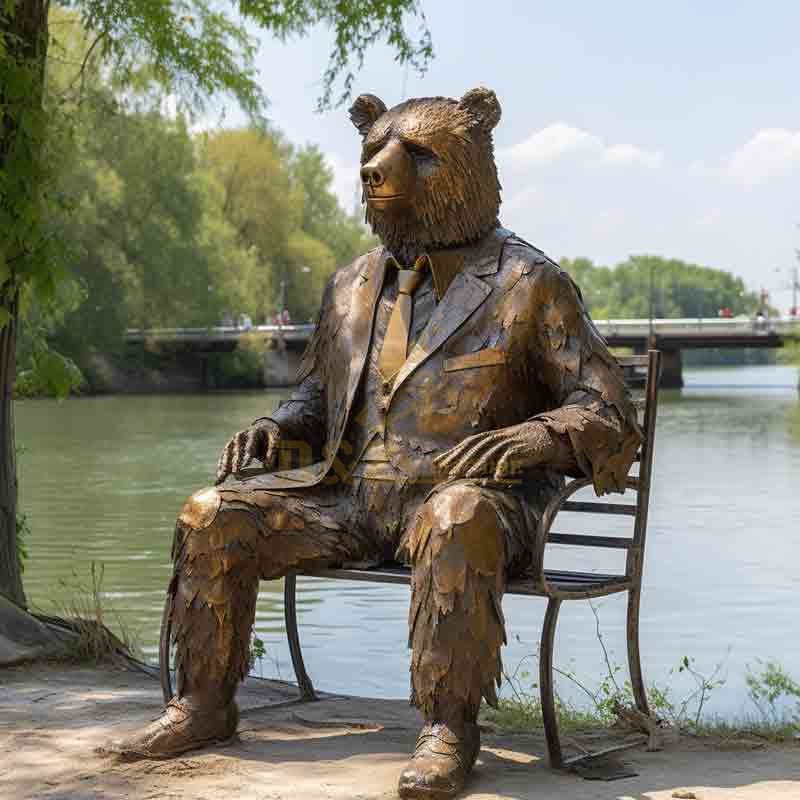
[125,317,800,388]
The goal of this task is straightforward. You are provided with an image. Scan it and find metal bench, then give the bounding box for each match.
[161,349,662,769]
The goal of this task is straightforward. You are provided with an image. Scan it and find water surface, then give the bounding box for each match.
[16,364,800,717]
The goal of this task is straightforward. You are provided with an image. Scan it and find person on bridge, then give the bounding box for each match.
[108,88,641,799]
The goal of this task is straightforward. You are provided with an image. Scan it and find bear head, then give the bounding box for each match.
[349,87,502,263]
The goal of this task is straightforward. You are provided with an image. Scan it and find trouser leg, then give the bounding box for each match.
[405,480,531,725]
[168,485,372,705]
[109,480,388,760]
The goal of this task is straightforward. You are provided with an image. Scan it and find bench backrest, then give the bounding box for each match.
[622,350,662,582]
[538,349,662,585]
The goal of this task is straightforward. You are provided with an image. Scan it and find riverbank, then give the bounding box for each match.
[2,661,798,799]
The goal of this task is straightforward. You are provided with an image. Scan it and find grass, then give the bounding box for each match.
[35,561,140,663]
[484,603,800,745]
[484,697,799,747]
[775,339,800,367]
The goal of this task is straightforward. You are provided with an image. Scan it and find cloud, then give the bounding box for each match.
[604,143,664,169]
[725,128,800,184]
[500,123,663,170]
[502,123,597,165]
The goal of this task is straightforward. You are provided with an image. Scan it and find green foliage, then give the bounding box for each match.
[52,104,256,333]
[492,605,799,742]
[2,0,428,331]
[2,0,430,333]
[560,254,763,321]
[292,144,375,266]
[776,340,800,366]
[206,334,266,388]
[55,560,139,661]
[13,444,29,572]
[231,0,433,110]
[10,11,374,389]
[789,403,800,446]
[199,127,374,324]
[248,630,266,673]
[1,2,66,313]
[58,0,431,113]
[746,660,800,728]
[492,605,727,736]
[15,511,30,573]
[14,338,83,397]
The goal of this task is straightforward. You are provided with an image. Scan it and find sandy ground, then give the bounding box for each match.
[1,662,798,800]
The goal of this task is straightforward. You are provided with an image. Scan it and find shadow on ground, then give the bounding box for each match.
[1,662,798,799]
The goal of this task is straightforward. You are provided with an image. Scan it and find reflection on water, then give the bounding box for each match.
[16,365,800,715]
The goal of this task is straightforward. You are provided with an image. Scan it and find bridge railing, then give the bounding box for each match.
[593,316,799,338]
[124,317,799,343]
[125,323,317,343]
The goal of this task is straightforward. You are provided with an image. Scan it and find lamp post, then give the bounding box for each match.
[641,259,657,347]
[278,277,286,321]
[772,263,800,317]
[277,265,312,326]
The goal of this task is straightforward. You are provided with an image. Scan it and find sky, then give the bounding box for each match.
[229,1,800,310]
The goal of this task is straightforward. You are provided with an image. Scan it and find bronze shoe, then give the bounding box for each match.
[103,697,238,760]
[398,722,480,799]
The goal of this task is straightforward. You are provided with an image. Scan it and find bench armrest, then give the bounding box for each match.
[529,476,640,595]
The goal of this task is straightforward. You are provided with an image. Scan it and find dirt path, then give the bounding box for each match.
[1,662,798,799]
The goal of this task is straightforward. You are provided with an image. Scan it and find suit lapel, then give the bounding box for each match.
[343,248,389,413]
[387,228,513,402]
[388,270,492,402]
[256,248,388,490]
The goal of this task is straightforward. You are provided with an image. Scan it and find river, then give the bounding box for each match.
[15,364,800,719]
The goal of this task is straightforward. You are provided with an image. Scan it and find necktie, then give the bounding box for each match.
[378,254,430,382]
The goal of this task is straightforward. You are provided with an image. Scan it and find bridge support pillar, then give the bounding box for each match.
[660,348,684,389]
[632,343,683,388]
[263,337,302,387]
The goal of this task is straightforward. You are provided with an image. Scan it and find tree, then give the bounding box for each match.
[291,144,374,269]
[0,0,431,607]
[201,128,299,322]
[27,27,375,377]
[200,130,375,323]
[560,255,762,321]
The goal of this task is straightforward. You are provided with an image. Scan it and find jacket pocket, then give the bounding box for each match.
[443,347,507,372]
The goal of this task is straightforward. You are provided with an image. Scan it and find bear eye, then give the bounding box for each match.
[404,141,437,163]
[363,140,387,162]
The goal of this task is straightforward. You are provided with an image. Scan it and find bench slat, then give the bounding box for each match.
[617,355,650,366]
[548,532,631,549]
[561,500,637,516]
[302,565,630,597]
[309,567,410,585]
[539,569,624,583]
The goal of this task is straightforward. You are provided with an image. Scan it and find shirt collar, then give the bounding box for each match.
[426,249,465,301]
[383,227,512,301]
[384,251,461,302]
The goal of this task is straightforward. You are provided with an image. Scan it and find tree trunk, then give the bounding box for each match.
[0,0,50,607]
[0,297,25,607]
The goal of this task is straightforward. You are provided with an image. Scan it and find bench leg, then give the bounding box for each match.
[284,572,317,701]
[539,597,563,768]
[626,586,650,717]
[159,585,176,704]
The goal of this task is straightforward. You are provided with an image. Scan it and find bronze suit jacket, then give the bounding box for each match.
[222,227,641,497]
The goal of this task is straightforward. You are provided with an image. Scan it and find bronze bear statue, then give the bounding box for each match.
[110,87,641,799]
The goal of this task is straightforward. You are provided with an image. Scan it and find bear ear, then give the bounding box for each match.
[458,87,502,132]
[348,94,388,138]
